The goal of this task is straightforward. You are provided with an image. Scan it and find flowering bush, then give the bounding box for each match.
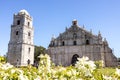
[0,56,6,63]
[94,60,104,68]
[0,54,119,80]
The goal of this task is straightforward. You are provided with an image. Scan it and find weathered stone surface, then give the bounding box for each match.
[7,10,34,66]
[47,20,117,67]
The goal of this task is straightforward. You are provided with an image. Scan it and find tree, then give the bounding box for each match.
[34,45,46,66]
[0,55,6,63]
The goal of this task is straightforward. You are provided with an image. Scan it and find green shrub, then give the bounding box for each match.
[94,60,104,68]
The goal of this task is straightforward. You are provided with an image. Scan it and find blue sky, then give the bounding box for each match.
[0,0,120,57]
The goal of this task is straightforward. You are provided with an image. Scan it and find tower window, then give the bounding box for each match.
[28,47,31,53]
[62,41,65,46]
[28,22,30,26]
[73,41,77,45]
[28,32,31,39]
[27,59,30,65]
[16,31,19,35]
[86,40,90,45]
[85,34,88,39]
[17,20,20,25]
[28,32,31,36]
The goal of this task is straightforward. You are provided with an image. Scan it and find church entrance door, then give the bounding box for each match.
[71,54,79,66]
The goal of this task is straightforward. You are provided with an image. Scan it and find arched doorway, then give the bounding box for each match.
[27,59,30,65]
[71,54,79,66]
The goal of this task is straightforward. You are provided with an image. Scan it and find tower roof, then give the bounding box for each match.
[18,9,30,16]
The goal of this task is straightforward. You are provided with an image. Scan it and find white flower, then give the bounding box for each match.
[38,54,52,73]
[10,68,24,75]
[1,63,13,70]
[71,68,77,76]
[76,56,89,66]
[87,61,96,72]
[3,76,8,80]
[102,75,114,80]
[58,67,66,72]
[16,69,24,74]
[34,76,41,80]
[75,56,96,72]
[115,68,120,76]
[103,76,118,80]
[66,70,72,77]
[75,78,83,80]
[75,56,96,77]
[11,69,16,74]
[90,77,96,80]
[18,74,29,80]
[85,69,92,77]
[3,73,9,80]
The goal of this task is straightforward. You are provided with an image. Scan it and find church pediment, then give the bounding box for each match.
[56,20,97,40]
[49,20,104,47]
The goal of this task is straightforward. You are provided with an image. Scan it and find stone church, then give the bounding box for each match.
[7,10,34,66]
[7,10,117,67]
[47,20,117,67]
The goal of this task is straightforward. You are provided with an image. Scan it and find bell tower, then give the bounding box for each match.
[7,10,34,66]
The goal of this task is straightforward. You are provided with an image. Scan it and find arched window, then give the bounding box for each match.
[71,54,79,66]
[73,41,77,45]
[28,47,31,53]
[27,59,30,65]
[28,32,31,36]
[16,59,19,67]
[16,31,19,35]
[28,22,30,26]
[17,20,20,25]
[85,34,86,37]
[62,41,65,46]
[86,39,90,45]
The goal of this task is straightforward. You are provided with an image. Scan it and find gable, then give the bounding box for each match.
[56,20,98,41]
[49,20,103,47]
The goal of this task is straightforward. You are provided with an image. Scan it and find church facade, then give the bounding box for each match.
[47,20,117,67]
[7,10,34,66]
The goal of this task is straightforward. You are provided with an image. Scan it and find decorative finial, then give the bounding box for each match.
[104,38,106,41]
[98,30,101,37]
[98,30,101,34]
[51,34,55,41]
[104,38,108,45]
[90,29,92,33]
[72,19,77,25]
[66,27,68,31]
[82,25,85,29]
